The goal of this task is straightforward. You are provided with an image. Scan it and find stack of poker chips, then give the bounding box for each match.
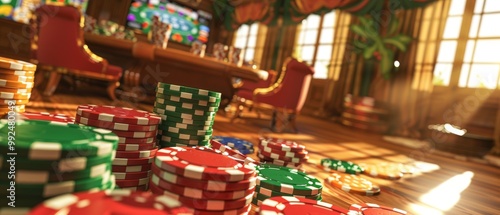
[0,120,117,212]
[257,137,309,169]
[154,83,220,148]
[252,164,323,206]
[29,190,193,214]
[257,196,349,214]
[0,56,37,115]
[212,136,255,155]
[76,105,161,191]
[149,147,256,214]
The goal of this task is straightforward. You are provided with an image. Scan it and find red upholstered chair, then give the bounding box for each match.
[252,58,314,132]
[32,5,122,100]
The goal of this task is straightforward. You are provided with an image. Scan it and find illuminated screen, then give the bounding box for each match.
[126,0,211,45]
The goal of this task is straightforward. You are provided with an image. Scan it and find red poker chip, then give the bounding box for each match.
[257,154,303,168]
[112,129,157,138]
[192,203,251,215]
[118,136,156,144]
[113,156,154,166]
[151,163,257,191]
[115,177,150,187]
[259,196,349,215]
[258,144,308,158]
[150,182,253,211]
[76,105,161,125]
[150,173,256,200]
[117,184,149,191]
[19,112,75,123]
[349,203,408,214]
[112,163,151,172]
[259,137,306,152]
[210,139,259,165]
[113,171,152,180]
[116,148,158,159]
[75,115,158,132]
[29,190,192,215]
[257,149,308,163]
[154,147,256,182]
[117,142,157,151]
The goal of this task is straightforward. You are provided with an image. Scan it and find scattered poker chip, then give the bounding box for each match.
[3,153,114,172]
[113,171,151,180]
[17,112,75,123]
[258,144,308,158]
[212,136,254,150]
[150,174,256,200]
[115,177,149,187]
[359,162,404,179]
[320,158,364,174]
[76,115,158,132]
[157,82,222,98]
[326,173,380,196]
[115,148,158,158]
[113,156,154,166]
[256,164,322,196]
[151,163,257,191]
[259,196,349,215]
[76,105,161,125]
[118,136,156,144]
[29,190,193,215]
[260,137,306,152]
[150,182,253,211]
[254,186,321,200]
[154,147,256,182]
[111,129,157,138]
[112,163,152,173]
[210,139,259,165]
[0,57,37,71]
[3,163,111,184]
[116,142,157,151]
[0,120,118,160]
[258,149,308,163]
[349,203,408,214]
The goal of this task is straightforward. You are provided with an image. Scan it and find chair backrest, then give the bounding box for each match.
[255,58,315,112]
[33,5,102,72]
[236,70,277,100]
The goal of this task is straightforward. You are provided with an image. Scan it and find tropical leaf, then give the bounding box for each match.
[387,16,399,35]
[383,38,407,51]
[350,24,368,38]
[363,44,378,59]
[353,39,368,49]
[393,34,412,43]
[379,49,394,79]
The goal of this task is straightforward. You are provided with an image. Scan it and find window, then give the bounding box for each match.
[295,11,337,79]
[434,0,500,89]
[233,23,267,67]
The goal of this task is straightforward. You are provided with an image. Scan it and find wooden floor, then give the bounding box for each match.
[20,83,500,215]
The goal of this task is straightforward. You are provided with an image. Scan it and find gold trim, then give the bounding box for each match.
[83,45,104,63]
[253,57,292,96]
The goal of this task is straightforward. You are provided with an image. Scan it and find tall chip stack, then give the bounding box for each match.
[149,147,256,214]
[257,137,309,169]
[0,120,117,213]
[0,56,37,115]
[252,164,323,206]
[154,83,220,148]
[75,105,161,191]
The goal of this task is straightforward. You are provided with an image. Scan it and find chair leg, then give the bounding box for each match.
[289,113,298,133]
[43,72,62,96]
[107,81,120,100]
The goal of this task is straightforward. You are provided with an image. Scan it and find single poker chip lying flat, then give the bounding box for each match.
[259,137,306,152]
[154,146,256,182]
[209,139,259,165]
[325,173,380,196]
[151,163,256,191]
[76,105,161,125]
[0,120,118,160]
[348,203,408,214]
[212,136,254,150]
[256,164,322,196]
[258,196,349,215]
[320,158,364,174]
[75,115,158,132]
[359,162,404,179]
[150,174,255,200]
[29,189,193,215]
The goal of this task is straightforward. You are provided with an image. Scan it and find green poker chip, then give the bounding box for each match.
[153,102,218,116]
[158,130,211,141]
[158,135,210,146]
[255,185,322,200]
[256,164,322,196]
[0,120,118,159]
[320,158,364,174]
[158,113,214,126]
[155,97,220,111]
[1,153,114,172]
[153,107,216,121]
[160,120,213,131]
[157,82,222,98]
[158,124,213,136]
[155,91,220,103]
[156,96,221,107]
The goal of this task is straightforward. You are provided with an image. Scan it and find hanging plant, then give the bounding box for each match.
[350,16,412,79]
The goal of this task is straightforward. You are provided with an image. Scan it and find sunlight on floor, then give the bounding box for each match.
[420,171,474,211]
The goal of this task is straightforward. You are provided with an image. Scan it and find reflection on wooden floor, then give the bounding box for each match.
[22,84,500,215]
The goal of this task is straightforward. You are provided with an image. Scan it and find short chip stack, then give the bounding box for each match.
[252,164,323,206]
[149,147,256,214]
[0,56,37,115]
[257,137,309,169]
[212,136,255,154]
[76,105,161,191]
[0,120,117,212]
[154,83,221,148]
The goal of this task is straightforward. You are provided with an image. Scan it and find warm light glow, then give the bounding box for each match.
[410,203,444,215]
[444,123,466,136]
[420,171,474,211]
[394,60,400,68]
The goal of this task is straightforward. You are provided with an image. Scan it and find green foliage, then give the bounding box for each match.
[350,16,412,79]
